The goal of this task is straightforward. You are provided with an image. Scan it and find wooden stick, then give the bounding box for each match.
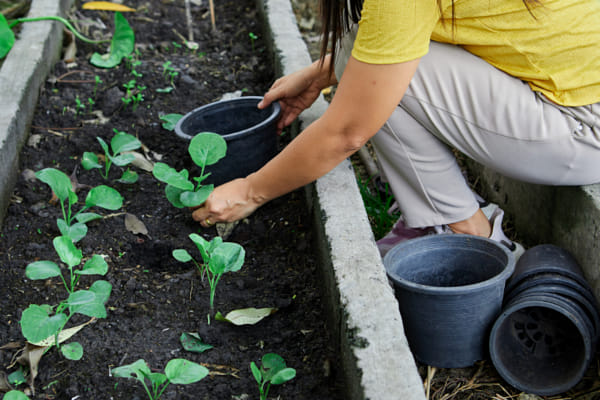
[208,0,216,31]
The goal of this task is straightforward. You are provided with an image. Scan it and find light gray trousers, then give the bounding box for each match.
[363,41,600,227]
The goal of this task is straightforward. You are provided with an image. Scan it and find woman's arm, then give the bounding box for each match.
[192,55,420,226]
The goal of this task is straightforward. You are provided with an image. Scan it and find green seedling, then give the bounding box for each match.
[87,98,95,113]
[356,176,400,240]
[93,75,103,98]
[173,234,244,320]
[112,358,208,400]
[162,61,179,87]
[82,128,142,183]
[159,114,182,131]
[0,13,133,68]
[3,390,29,400]
[74,96,86,115]
[250,353,296,400]
[249,32,258,51]
[35,168,123,242]
[152,132,226,209]
[21,236,112,358]
[121,80,146,111]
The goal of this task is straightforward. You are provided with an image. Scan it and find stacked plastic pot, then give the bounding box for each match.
[489,244,600,396]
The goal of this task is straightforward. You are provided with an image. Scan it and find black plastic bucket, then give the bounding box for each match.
[174,96,281,185]
[383,234,515,368]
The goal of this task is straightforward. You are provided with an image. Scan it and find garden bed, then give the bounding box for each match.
[0,0,345,399]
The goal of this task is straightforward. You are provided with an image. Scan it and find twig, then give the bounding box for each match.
[425,366,436,399]
[208,0,216,31]
[184,0,194,42]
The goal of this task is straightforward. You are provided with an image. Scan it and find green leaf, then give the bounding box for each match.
[165,185,186,208]
[189,233,211,264]
[164,359,209,384]
[76,212,103,224]
[3,390,29,400]
[172,249,192,262]
[179,332,213,353]
[90,12,134,68]
[57,219,88,243]
[250,362,262,384]
[0,14,15,59]
[148,372,168,386]
[20,304,67,343]
[85,185,123,210]
[160,113,183,131]
[68,290,107,318]
[188,132,227,167]
[61,342,84,360]
[261,353,287,381]
[53,236,83,268]
[89,280,112,304]
[152,163,194,191]
[215,307,277,326]
[108,153,136,167]
[271,368,296,385]
[25,261,61,280]
[81,152,102,170]
[97,137,110,156]
[35,168,73,203]
[112,359,151,383]
[76,255,108,276]
[180,184,214,207]
[209,242,245,275]
[117,169,138,184]
[7,369,26,386]
[67,290,96,306]
[111,132,141,154]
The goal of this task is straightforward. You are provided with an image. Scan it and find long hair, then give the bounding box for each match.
[319,0,541,76]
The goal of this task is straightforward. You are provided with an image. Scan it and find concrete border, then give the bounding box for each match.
[0,0,72,223]
[257,1,425,399]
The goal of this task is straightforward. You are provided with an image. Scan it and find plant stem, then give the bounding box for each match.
[10,16,109,44]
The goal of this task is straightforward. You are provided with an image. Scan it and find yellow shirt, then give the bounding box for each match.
[352,0,600,106]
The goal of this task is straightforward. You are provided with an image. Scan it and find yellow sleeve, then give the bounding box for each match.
[352,0,440,64]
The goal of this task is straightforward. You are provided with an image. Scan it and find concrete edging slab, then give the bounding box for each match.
[0,0,72,223]
[257,1,425,399]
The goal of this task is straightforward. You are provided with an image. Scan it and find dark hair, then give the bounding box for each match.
[319,0,541,76]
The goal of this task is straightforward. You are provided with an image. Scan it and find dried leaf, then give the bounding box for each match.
[32,318,95,347]
[82,1,136,12]
[125,213,148,236]
[124,151,154,172]
[216,220,239,240]
[215,307,278,326]
[62,30,77,63]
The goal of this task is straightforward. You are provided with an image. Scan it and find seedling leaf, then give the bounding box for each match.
[90,12,134,68]
[57,219,87,243]
[165,185,186,208]
[53,235,83,268]
[160,113,183,131]
[180,184,213,207]
[117,168,138,183]
[35,168,73,203]
[209,242,244,274]
[32,318,95,346]
[109,153,136,167]
[26,261,61,280]
[250,362,262,383]
[76,254,108,276]
[3,390,29,400]
[152,163,194,191]
[61,342,83,360]
[112,359,151,383]
[271,368,296,385]
[188,132,227,166]
[164,359,209,384]
[215,307,277,326]
[0,14,15,59]
[85,185,123,210]
[81,152,102,170]
[111,132,141,154]
[180,332,214,353]
[89,280,112,304]
[172,249,192,262]
[20,305,67,344]
[76,212,103,223]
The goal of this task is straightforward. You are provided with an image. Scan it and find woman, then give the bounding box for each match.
[192,0,600,257]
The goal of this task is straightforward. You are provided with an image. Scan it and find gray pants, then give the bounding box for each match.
[370,41,600,227]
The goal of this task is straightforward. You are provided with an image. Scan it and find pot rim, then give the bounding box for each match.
[174,96,281,141]
[384,234,516,295]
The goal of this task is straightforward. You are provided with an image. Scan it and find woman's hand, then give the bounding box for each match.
[191,176,264,227]
[258,55,337,135]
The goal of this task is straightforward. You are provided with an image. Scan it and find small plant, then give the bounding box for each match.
[162,60,179,87]
[152,132,226,209]
[356,175,400,240]
[35,168,124,242]
[173,234,245,319]
[93,75,103,98]
[112,358,208,400]
[249,32,258,51]
[250,353,296,400]
[21,237,112,359]
[81,128,142,183]
[121,79,147,111]
[74,96,86,115]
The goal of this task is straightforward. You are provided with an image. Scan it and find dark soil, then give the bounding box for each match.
[0,1,344,399]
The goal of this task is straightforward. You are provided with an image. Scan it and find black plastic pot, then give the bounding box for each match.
[383,234,515,368]
[174,96,281,185]
[489,291,595,396]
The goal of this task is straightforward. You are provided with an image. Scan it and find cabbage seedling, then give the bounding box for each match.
[82,128,142,183]
[250,353,296,400]
[35,168,123,242]
[152,132,226,208]
[173,234,244,318]
[112,358,209,400]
